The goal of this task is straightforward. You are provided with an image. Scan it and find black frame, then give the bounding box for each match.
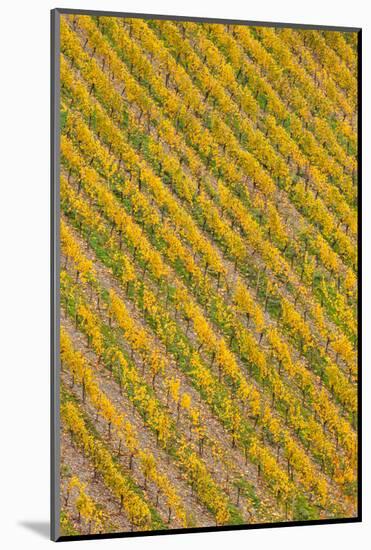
[51,7,362,542]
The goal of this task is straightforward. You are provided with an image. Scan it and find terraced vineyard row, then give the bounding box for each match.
[56,13,359,536]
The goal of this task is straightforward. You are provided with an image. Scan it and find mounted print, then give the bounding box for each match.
[51,8,361,541]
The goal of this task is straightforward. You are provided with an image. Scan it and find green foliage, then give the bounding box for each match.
[293,495,319,521]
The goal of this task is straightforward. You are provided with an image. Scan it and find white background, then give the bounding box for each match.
[0,0,367,548]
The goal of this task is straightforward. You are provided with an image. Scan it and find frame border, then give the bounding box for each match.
[51,7,61,543]
[51,7,362,542]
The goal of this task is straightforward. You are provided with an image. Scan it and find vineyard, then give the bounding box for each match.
[57,13,358,536]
